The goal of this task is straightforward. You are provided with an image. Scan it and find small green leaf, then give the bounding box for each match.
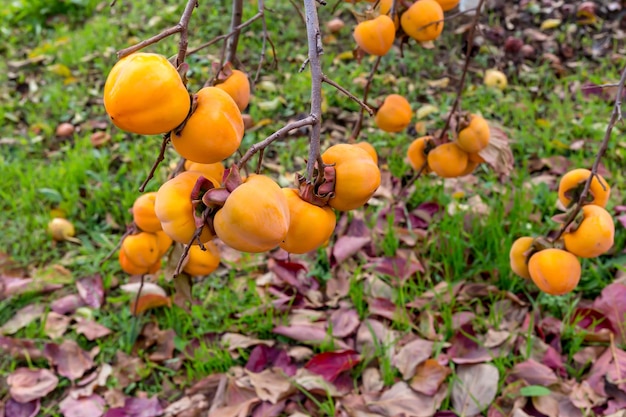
[520,385,551,397]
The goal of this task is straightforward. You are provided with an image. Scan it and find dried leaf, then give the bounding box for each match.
[74,318,112,341]
[245,345,296,376]
[367,381,444,417]
[130,293,172,316]
[8,368,58,403]
[59,394,105,417]
[0,304,45,335]
[44,340,94,381]
[222,333,275,351]
[393,338,434,380]
[3,398,40,417]
[329,308,360,338]
[76,274,104,309]
[451,363,499,416]
[333,236,371,264]
[304,350,360,382]
[246,368,295,404]
[510,359,559,386]
[410,359,451,396]
[44,311,71,339]
[273,324,350,350]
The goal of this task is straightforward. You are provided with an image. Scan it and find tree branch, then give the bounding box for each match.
[322,75,374,115]
[186,12,263,57]
[350,56,382,142]
[139,134,170,192]
[225,0,244,64]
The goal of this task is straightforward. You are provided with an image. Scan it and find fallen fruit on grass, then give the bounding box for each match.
[321,144,381,211]
[509,236,534,279]
[375,94,412,133]
[183,242,221,276]
[563,205,615,258]
[171,86,244,164]
[103,52,190,135]
[353,15,396,56]
[132,192,162,233]
[215,68,251,112]
[427,142,468,178]
[407,136,433,172]
[280,188,337,254]
[184,160,225,184]
[121,232,160,268]
[401,0,444,43]
[354,141,378,164]
[483,69,508,90]
[434,0,459,11]
[48,218,80,243]
[154,171,216,245]
[55,122,74,137]
[528,248,581,295]
[213,174,290,253]
[557,168,611,208]
[457,114,490,153]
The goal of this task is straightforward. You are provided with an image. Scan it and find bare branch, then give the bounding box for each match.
[175,0,199,66]
[139,134,170,192]
[350,56,382,142]
[225,0,244,64]
[186,12,263,57]
[322,75,374,115]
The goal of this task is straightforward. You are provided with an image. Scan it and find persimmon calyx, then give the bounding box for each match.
[552,207,585,233]
[223,166,244,192]
[213,61,234,83]
[521,236,557,264]
[296,164,336,207]
[202,188,230,207]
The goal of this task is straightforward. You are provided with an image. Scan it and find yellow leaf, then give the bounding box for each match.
[63,77,78,85]
[540,18,561,30]
[426,78,450,88]
[335,51,355,61]
[416,104,439,120]
[48,64,72,78]
[535,119,551,128]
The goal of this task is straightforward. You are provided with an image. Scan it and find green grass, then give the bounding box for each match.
[1,0,625,415]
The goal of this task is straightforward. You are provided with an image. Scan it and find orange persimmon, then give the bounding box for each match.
[353,15,396,56]
[121,232,160,268]
[184,161,226,184]
[215,69,251,112]
[509,236,534,279]
[528,248,581,296]
[427,142,468,178]
[407,136,433,172]
[375,94,412,133]
[401,0,444,43]
[457,114,490,153]
[132,192,162,233]
[563,205,615,258]
[354,141,378,164]
[183,242,221,276]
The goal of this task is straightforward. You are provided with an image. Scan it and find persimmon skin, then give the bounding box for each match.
[557,169,611,208]
[457,115,490,153]
[354,141,378,165]
[353,15,396,57]
[154,230,173,257]
[321,144,381,211]
[509,237,534,279]
[563,205,615,258]
[154,171,216,245]
[401,0,444,43]
[279,189,337,254]
[468,151,485,164]
[434,0,459,11]
[171,87,244,164]
[375,94,412,133]
[213,175,290,253]
[132,192,162,233]
[528,248,581,296]
[427,143,468,178]
[121,232,160,268]
[183,242,221,276]
[459,160,479,176]
[407,136,433,172]
[184,161,225,184]
[103,53,190,135]
[215,69,251,112]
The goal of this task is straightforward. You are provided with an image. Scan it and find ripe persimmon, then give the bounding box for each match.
[375,94,412,133]
[184,161,225,184]
[280,188,337,254]
[183,242,221,276]
[468,151,485,164]
[407,136,433,172]
[557,169,611,208]
[154,230,173,257]
[457,114,490,153]
[213,175,290,253]
[353,15,396,56]
[528,248,581,295]
[401,0,444,43]
[171,87,244,164]
[132,192,162,233]
[321,144,381,211]
[427,142,468,178]
[354,141,378,164]
[103,53,190,135]
[509,236,534,279]
[434,0,459,12]
[215,69,251,112]
[459,160,480,176]
[563,205,615,258]
[121,232,160,268]
[154,171,216,245]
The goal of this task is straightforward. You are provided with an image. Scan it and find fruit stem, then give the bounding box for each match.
[303,0,325,183]
[437,0,486,143]
[139,134,171,192]
[551,65,626,242]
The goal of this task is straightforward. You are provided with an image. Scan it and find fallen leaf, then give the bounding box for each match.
[410,359,451,396]
[0,336,43,360]
[7,368,59,403]
[76,274,104,309]
[332,236,371,264]
[59,394,106,417]
[273,324,350,350]
[292,368,343,397]
[130,293,172,315]
[120,282,167,297]
[3,398,40,417]
[112,351,147,389]
[329,308,360,338]
[0,304,45,335]
[74,318,112,341]
[393,338,434,380]
[593,282,626,343]
[245,345,296,376]
[71,364,112,398]
[51,294,87,315]
[44,339,94,381]
[510,359,559,386]
[246,368,295,404]
[44,311,71,339]
[362,367,384,393]
[208,398,261,417]
[451,363,499,416]
[367,381,444,417]
[304,350,360,382]
[222,333,275,351]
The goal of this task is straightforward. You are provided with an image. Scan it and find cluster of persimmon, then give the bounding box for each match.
[510,169,615,295]
[404,113,490,178]
[103,52,382,268]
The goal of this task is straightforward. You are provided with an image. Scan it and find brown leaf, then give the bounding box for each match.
[222,333,275,351]
[44,339,94,381]
[113,351,147,388]
[208,398,261,417]
[451,363,499,416]
[362,367,384,393]
[0,304,45,335]
[130,293,172,315]
[273,324,350,350]
[366,381,445,417]
[44,312,71,339]
[330,308,360,338]
[58,394,105,417]
[76,274,104,309]
[246,368,295,404]
[478,124,514,178]
[3,398,41,417]
[356,319,397,360]
[74,318,112,341]
[70,364,112,399]
[532,394,559,417]
[510,359,558,386]
[393,338,434,380]
[332,236,371,264]
[51,294,86,315]
[7,368,59,403]
[410,359,451,396]
[292,368,343,397]
[0,336,43,361]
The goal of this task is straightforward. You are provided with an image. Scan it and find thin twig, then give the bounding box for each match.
[255,0,275,82]
[437,0,485,143]
[99,224,137,267]
[174,226,205,276]
[551,66,626,242]
[186,13,263,57]
[237,116,316,169]
[322,75,374,115]
[169,158,187,180]
[396,161,428,203]
[117,0,198,60]
[225,0,244,64]
[350,56,382,142]
[256,148,265,174]
[303,0,325,183]
[139,134,170,192]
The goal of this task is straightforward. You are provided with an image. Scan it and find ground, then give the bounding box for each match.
[1,0,626,416]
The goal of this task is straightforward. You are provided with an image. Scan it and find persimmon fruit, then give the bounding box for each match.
[528,248,581,296]
[184,161,225,184]
[401,0,444,43]
[563,205,614,258]
[509,236,534,279]
[434,0,459,11]
[121,232,160,268]
[427,142,468,178]
[215,69,251,112]
[354,141,378,164]
[557,169,610,208]
[457,114,490,153]
[407,136,433,172]
[375,94,412,133]
[353,15,396,56]
[103,52,190,135]
[183,242,221,276]
[132,192,162,233]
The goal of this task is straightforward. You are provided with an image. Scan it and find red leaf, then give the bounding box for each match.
[130,294,172,316]
[304,350,360,382]
[510,359,558,386]
[4,398,40,417]
[592,282,626,343]
[245,345,296,376]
